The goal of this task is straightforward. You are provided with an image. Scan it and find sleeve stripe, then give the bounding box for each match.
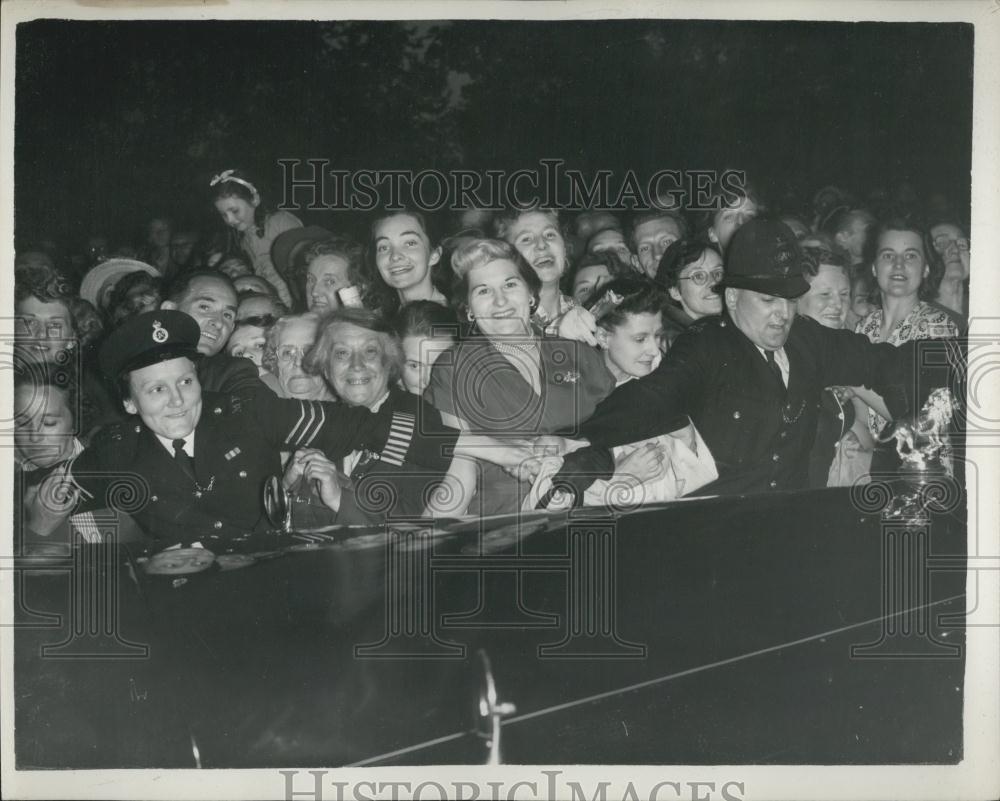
[285,401,308,446]
[380,411,416,466]
[290,404,316,448]
[301,402,325,448]
[70,512,103,543]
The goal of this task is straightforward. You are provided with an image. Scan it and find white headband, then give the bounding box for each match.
[210,169,260,204]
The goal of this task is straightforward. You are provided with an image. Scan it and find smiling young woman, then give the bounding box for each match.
[853,220,959,440]
[424,237,614,516]
[366,209,450,316]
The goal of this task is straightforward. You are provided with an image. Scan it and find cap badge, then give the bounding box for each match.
[773,237,795,275]
[151,320,169,343]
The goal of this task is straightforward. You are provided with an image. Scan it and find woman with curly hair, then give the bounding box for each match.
[281,308,528,525]
[297,235,369,314]
[14,264,119,432]
[15,265,102,365]
[424,237,615,516]
[259,313,334,401]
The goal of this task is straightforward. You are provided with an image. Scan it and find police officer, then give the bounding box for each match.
[547,218,931,499]
[25,310,456,552]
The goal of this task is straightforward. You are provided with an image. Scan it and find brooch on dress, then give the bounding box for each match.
[559,371,580,384]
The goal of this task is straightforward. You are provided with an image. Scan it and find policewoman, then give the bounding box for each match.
[26,310,456,552]
[556,219,922,498]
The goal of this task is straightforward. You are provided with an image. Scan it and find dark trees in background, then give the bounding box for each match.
[14,19,972,249]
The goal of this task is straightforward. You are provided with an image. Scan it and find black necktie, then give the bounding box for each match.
[765,349,784,387]
[172,438,198,483]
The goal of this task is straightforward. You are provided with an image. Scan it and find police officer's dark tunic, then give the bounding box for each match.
[68,389,455,552]
[576,313,911,496]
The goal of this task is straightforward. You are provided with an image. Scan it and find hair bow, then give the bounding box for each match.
[209,170,260,204]
[210,169,236,187]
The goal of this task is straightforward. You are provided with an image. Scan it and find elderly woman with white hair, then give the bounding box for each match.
[260,313,334,400]
[282,307,534,525]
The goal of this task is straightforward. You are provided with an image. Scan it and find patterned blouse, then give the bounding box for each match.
[532,292,577,335]
[854,301,959,437]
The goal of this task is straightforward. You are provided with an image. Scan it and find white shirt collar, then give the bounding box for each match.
[156,431,196,457]
[755,345,790,388]
[369,391,391,413]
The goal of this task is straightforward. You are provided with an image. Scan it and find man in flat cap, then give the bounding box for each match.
[546,218,954,499]
[24,310,459,553]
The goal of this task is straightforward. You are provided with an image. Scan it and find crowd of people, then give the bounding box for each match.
[13,168,969,557]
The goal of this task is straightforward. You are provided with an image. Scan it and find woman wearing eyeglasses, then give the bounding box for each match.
[260,313,334,401]
[653,239,725,347]
[853,221,959,440]
[929,220,970,322]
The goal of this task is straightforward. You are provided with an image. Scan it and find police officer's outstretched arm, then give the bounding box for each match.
[254,390,458,471]
[535,330,707,509]
[577,328,706,449]
[803,316,916,421]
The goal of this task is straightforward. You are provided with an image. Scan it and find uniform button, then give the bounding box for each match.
[151,495,158,502]
[732,411,741,420]
[769,480,778,489]
[214,407,222,415]
[194,491,203,498]
[239,470,247,478]
[372,453,380,460]
[780,431,787,439]
[772,453,780,462]
[134,425,142,433]
[213,521,223,529]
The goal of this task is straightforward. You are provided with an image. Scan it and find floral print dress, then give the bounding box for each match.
[854,301,959,438]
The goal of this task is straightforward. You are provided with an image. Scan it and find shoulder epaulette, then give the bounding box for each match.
[88,420,141,459]
[689,315,723,335]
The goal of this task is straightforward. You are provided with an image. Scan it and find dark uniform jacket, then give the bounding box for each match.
[576,314,913,496]
[661,304,698,349]
[67,389,456,552]
[197,352,262,395]
[285,387,455,528]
